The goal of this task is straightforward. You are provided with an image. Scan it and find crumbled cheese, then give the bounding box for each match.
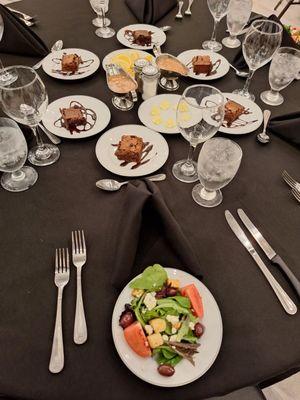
[171,327,177,334]
[189,322,195,330]
[162,335,169,342]
[145,324,154,335]
[143,292,157,311]
[170,334,178,342]
[166,315,179,325]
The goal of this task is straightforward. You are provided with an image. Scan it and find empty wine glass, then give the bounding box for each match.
[260,47,300,106]
[233,19,282,101]
[0,66,60,167]
[89,0,111,27]
[222,0,252,48]
[192,138,242,207]
[0,58,18,86]
[172,84,225,183]
[90,0,115,38]
[202,0,231,52]
[0,118,38,192]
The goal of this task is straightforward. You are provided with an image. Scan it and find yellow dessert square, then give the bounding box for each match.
[178,101,189,113]
[164,118,176,128]
[151,106,160,116]
[160,101,170,110]
[152,116,162,125]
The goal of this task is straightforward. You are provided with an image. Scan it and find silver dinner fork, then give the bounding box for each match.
[292,188,300,203]
[72,230,88,345]
[49,248,70,374]
[282,170,300,192]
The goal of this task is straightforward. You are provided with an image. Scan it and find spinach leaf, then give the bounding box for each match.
[132,293,146,327]
[177,317,190,342]
[142,309,160,323]
[155,299,190,315]
[129,264,167,290]
[182,335,198,344]
[167,355,182,367]
[162,347,177,360]
[168,296,191,308]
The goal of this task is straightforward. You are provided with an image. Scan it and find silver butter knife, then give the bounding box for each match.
[237,209,300,298]
[225,210,297,315]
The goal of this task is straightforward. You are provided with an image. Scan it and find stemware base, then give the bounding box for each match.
[232,88,255,102]
[202,40,222,52]
[260,90,283,106]
[92,17,111,27]
[95,27,115,38]
[172,159,198,183]
[159,77,179,91]
[1,166,38,192]
[112,96,134,111]
[192,183,223,207]
[28,144,60,167]
[222,36,241,48]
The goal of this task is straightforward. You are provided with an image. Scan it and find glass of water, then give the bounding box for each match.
[192,138,242,207]
[202,0,231,52]
[172,84,225,183]
[0,118,38,192]
[233,19,282,101]
[89,0,115,38]
[260,47,300,106]
[222,0,252,48]
[0,66,60,167]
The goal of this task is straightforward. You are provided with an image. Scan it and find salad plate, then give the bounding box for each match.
[112,265,223,387]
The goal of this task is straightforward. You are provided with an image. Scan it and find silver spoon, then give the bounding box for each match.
[257,109,271,144]
[38,124,61,145]
[33,40,63,70]
[229,63,249,78]
[159,26,172,32]
[96,173,166,191]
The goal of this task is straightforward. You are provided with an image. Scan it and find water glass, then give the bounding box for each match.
[89,0,115,38]
[202,0,231,52]
[192,138,242,207]
[233,19,282,101]
[260,47,300,106]
[90,0,111,27]
[0,118,38,192]
[172,84,225,183]
[0,66,60,167]
[222,0,252,48]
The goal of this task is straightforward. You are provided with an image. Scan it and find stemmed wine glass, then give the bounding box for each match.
[233,19,282,101]
[89,0,115,38]
[260,47,300,106]
[192,138,242,207]
[89,0,111,27]
[222,0,252,48]
[172,84,225,183]
[0,118,38,192]
[0,66,60,167]
[202,0,231,52]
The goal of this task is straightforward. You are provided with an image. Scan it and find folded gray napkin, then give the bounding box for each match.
[125,0,177,24]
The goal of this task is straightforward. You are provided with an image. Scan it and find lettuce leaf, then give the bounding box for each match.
[129,264,167,290]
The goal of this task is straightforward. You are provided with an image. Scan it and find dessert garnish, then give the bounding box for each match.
[54,101,97,134]
[112,134,155,169]
[124,30,153,47]
[187,55,221,76]
[52,53,94,76]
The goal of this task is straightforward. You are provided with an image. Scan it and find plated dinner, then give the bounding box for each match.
[112,265,223,387]
[42,48,100,80]
[177,50,230,81]
[42,95,111,139]
[117,24,167,50]
[95,124,169,177]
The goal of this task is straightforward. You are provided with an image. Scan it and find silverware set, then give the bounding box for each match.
[225,209,298,315]
[49,230,88,374]
[7,6,37,26]
[282,170,300,203]
[175,0,194,18]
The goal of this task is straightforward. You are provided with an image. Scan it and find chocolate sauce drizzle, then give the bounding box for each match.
[112,141,156,170]
[187,58,221,76]
[124,30,153,46]
[54,101,97,134]
[51,54,94,76]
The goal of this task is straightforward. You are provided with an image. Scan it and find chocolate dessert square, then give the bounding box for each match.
[224,100,245,127]
[115,135,144,163]
[61,106,86,131]
[192,55,212,75]
[61,53,82,73]
[132,30,152,46]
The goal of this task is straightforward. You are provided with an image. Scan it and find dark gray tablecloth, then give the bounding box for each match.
[0,1,299,400]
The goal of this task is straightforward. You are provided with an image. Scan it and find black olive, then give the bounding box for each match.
[194,322,204,338]
[158,364,175,377]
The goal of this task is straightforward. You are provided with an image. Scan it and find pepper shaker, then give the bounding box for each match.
[134,58,149,93]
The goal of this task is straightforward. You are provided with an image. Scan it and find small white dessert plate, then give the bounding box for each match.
[117,24,166,50]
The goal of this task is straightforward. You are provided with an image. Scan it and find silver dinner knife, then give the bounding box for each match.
[225,210,297,315]
[237,209,300,298]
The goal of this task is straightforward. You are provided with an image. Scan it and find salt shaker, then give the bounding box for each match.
[134,58,149,93]
[141,65,160,101]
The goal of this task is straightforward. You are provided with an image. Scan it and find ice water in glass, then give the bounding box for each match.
[222,0,252,48]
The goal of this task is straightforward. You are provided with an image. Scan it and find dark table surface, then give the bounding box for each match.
[0,0,299,399]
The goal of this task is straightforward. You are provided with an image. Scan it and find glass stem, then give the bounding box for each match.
[242,69,254,94]
[100,8,107,29]
[211,19,219,42]
[270,89,279,99]
[186,143,195,166]
[11,170,25,181]
[230,34,236,41]
[31,126,45,149]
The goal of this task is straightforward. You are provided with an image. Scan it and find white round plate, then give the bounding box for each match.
[102,49,154,75]
[117,24,166,50]
[220,93,263,135]
[42,48,100,80]
[177,50,229,81]
[112,268,223,387]
[42,95,111,139]
[138,94,181,135]
[95,124,169,177]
